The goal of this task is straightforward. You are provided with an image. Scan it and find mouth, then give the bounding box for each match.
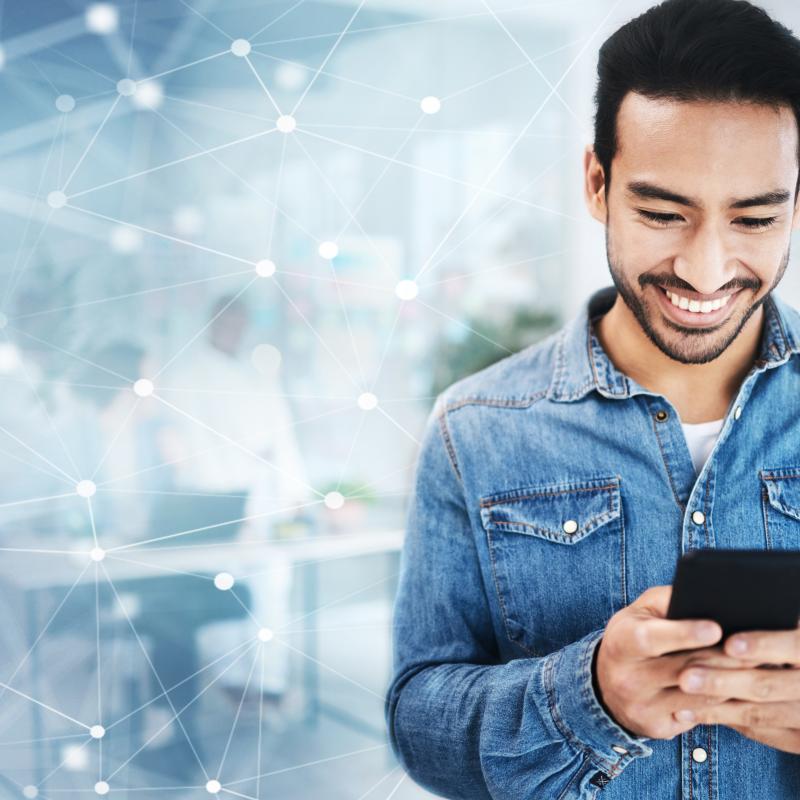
[653,284,743,328]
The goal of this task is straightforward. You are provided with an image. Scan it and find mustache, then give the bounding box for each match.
[639,274,761,294]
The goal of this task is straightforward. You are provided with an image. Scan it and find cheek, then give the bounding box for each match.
[619,222,680,265]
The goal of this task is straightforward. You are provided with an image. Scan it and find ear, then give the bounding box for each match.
[584,145,608,225]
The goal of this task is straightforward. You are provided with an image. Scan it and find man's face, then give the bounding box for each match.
[587,93,800,364]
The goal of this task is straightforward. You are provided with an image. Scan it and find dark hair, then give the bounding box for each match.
[593,0,800,197]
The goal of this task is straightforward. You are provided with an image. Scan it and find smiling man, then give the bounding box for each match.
[386,0,800,798]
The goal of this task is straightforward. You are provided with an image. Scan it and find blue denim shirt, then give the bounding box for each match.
[386,286,800,799]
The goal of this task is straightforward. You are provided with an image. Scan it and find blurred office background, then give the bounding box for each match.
[3,1,800,798]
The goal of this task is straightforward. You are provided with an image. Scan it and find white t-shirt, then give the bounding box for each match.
[681,417,725,475]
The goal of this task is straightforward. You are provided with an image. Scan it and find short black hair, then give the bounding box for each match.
[593,0,800,198]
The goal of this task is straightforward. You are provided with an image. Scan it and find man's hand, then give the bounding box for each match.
[595,585,748,739]
[673,627,800,753]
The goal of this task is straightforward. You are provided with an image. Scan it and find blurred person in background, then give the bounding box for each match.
[160,293,312,707]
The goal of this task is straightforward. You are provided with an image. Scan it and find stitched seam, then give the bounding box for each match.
[703,469,712,548]
[707,726,712,799]
[762,484,772,550]
[485,529,534,656]
[772,295,791,357]
[650,410,684,511]
[556,755,592,800]
[437,410,463,484]
[444,390,548,413]
[689,730,693,800]
[480,484,618,508]
[619,477,628,606]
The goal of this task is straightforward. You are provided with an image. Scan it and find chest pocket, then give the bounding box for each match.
[761,469,800,550]
[479,476,626,657]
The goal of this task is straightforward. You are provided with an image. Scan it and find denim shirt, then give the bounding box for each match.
[386,286,800,799]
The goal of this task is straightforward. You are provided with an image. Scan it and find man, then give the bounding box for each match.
[386,0,800,797]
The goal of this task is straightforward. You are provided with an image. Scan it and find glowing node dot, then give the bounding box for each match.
[133,378,154,397]
[251,343,281,376]
[275,63,306,91]
[110,225,142,254]
[214,572,235,591]
[22,787,38,799]
[47,191,67,209]
[324,491,345,510]
[86,4,119,35]
[116,78,136,97]
[132,80,163,110]
[90,548,105,563]
[421,96,441,114]
[173,206,203,235]
[206,779,222,794]
[230,39,251,57]
[55,94,76,113]
[318,241,338,260]
[90,725,105,739]
[0,313,8,330]
[255,259,276,277]
[94,782,109,796]
[276,115,296,133]
[357,392,378,411]
[395,280,418,301]
[257,627,274,642]
[76,480,97,498]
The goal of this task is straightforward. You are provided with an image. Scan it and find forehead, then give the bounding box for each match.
[614,92,798,195]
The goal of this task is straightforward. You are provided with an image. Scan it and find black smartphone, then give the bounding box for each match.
[666,549,800,639]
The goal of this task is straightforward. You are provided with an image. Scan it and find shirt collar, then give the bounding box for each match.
[546,285,800,403]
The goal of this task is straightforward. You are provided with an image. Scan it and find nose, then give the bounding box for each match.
[672,223,737,295]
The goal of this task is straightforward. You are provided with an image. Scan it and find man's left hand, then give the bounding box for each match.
[674,627,800,753]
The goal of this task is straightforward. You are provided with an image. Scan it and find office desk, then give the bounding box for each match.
[0,529,404,788]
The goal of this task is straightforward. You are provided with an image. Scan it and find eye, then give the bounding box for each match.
[636,210,779,230]
[736,216,778,229]
[637,210,683,226]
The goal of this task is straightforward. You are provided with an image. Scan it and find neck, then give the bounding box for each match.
[595,296,764,424]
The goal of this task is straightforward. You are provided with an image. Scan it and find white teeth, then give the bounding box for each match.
[665,290,733,314]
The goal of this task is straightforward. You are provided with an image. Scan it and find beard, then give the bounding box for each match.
[605,228,789,365]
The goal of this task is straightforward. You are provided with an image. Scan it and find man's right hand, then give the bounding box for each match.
[594,585,748,739]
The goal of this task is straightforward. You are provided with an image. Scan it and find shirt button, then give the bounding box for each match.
[562,519,578,534]
[692,747,708,763]
[611,745,628,755]
[655,410,668,422]
[734,406,742,420]
[692,510,705,525]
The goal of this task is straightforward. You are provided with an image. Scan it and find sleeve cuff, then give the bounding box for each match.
[544,629,652,777]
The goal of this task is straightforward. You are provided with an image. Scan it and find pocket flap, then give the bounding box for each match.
[479,476,621,544]
[761,470,800,523]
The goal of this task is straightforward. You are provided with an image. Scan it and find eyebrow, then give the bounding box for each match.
[625,181,791,210]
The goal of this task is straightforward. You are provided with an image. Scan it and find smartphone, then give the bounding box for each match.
[666,549,800,639]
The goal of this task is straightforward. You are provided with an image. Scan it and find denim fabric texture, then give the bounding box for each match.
[385,285,800,799]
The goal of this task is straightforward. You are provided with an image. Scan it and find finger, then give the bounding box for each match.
[683,699,800,729]
[729,724,800,753]
[679,665,800,702]
[632,585,673,616]
[649,647,751,687]
[724,629,800,664]
[624,615,722,659]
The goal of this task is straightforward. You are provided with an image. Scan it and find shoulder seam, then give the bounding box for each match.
[443,388,548,413]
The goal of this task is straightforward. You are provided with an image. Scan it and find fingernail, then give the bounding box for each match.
[676,709,696,723]
[695,623,719,641]
[729,638,748,655]
[684,671,705,692]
